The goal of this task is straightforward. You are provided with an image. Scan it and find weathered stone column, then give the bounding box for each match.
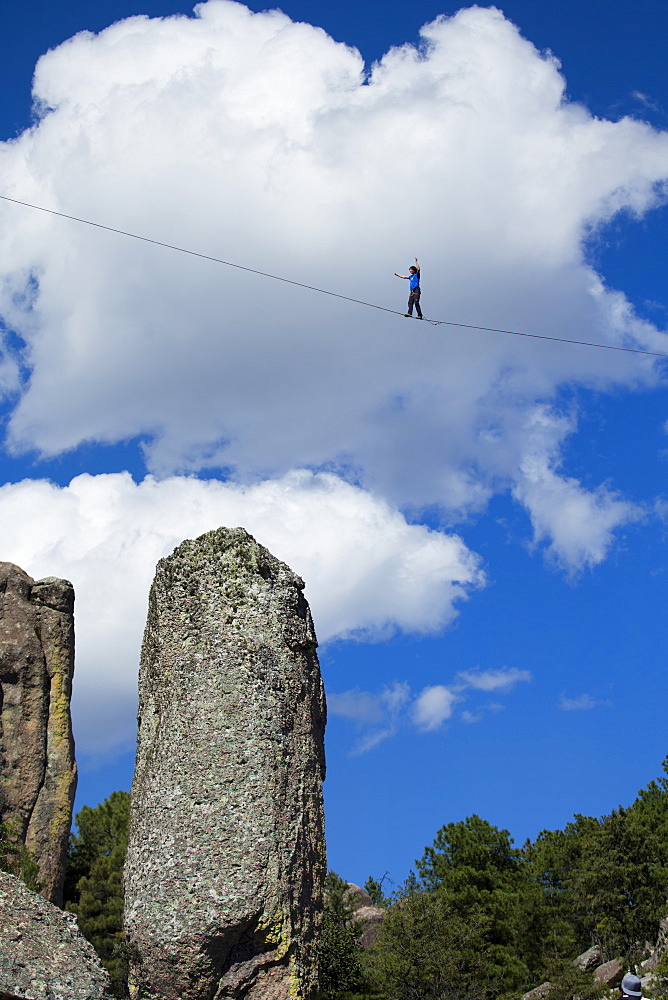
[124,527,327,1000]
[0,562,77,907]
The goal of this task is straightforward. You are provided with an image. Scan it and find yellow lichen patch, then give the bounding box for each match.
[288,968,305,1000]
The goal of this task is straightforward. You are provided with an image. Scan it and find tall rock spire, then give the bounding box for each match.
[124,527,326,1000]
[0,562,77,907]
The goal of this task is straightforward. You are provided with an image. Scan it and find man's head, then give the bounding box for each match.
[621,974,642,997]
[409,266,417,274]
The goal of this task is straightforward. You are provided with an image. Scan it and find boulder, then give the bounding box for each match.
[0,563,77,906]
[345,884,373,911]
[0,870,111,999]
[124,527,327,1000]
[641,974,656,994]
[573,946,604,972]
[643,916,668,970]
[354,905,387,950]
[594,958,624,987]
[522,983,552,1000]
[341,884,386,950]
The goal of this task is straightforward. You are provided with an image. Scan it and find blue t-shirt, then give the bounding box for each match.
[409,271,420,291]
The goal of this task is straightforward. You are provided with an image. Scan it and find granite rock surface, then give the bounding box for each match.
[124,527,326,1000]
[572,946,604,972]
[593,957,624,987]
[343,884,386,950]
[0,563,77,906]
[0,870,111,1000]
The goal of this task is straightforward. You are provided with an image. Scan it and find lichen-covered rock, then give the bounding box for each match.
[0,870,112,999]
[124,528,327,1000]
[0,563,77,906]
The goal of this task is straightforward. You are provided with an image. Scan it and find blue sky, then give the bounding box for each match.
[0,0,667,890]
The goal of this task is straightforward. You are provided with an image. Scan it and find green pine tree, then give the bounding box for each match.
[365,883,491,1000]
[318,871,367,999]
[414,814,534,993]
[64,791,131,998]
[364,875,390,908]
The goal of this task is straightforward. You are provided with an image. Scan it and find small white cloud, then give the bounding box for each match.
[381,681,412,713]
[655,498,668,522]
[559,692,612,711]
[456,667,532,692]
[411,685,458,731]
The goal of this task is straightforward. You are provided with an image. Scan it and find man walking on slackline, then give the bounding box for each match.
[394,257,423,319]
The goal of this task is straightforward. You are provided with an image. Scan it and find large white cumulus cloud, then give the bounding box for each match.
[0,470,482,756]
[0,2,667,560]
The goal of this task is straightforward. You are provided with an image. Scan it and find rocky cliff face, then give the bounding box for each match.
[0,562,77,906]
[0,870,112,1000]
[124,527,327,1000]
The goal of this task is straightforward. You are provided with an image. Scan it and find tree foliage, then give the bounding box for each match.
[364,875,391,908]
[64,791,131,999]
[366,886,491,1000]
[0,818,43,892]
[526,761,668,968]
[413,814,536,993]
[318,871,366,999]
[360,759,668,1000]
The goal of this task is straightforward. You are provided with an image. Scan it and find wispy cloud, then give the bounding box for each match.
[329,682,411,754]
[461,703,504,724]
[559,692,612,711]
[328,667,531,752]
[455,667,532,692]
[631,90,664,114]
[326,689,387,726]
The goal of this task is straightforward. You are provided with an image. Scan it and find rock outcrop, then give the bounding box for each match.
[0,870,112,999]
[521,982,552,1000]
[124,527,327,1000]
[593,957,624,988]
[524,937,663,1000]
[0,563,77,906]
[643,916,668,970]
[344,884,386,950]
[355,905,386,950]
[572,946,604,972]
